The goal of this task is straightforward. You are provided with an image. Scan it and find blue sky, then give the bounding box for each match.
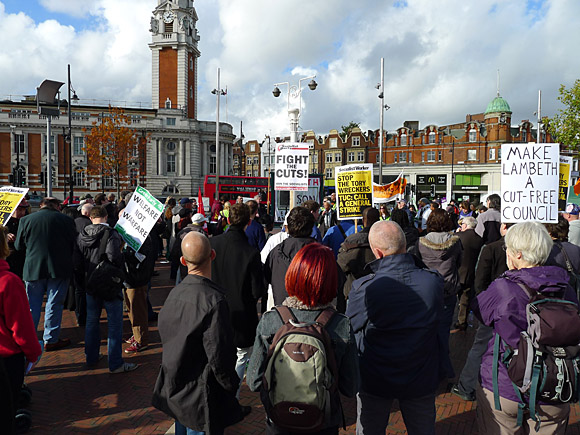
[0,0,578,140]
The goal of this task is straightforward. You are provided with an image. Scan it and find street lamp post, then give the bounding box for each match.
[212,68,227,201]
[67,64,79,202]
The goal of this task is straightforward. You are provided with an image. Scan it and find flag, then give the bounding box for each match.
[373,172,407,203]
[574,178,580,196]
[198,187,205,216]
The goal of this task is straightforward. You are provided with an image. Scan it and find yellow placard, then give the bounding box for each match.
[335,164,373,220]
[0,187,28,226]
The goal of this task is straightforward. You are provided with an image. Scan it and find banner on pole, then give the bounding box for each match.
[373,172,407,203]
[501,143,559,223]
[0,186,29,226]
[274,142,309,191]
[559,156,573,211]
[115,186,164,251]
[335,164,373,220]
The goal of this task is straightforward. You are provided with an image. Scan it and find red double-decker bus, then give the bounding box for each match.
[203,175,270,204]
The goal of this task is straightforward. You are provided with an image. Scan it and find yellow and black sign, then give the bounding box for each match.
[0,187,28,226]
[335,164,373,220]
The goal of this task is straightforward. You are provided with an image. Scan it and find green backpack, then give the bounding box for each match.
[261,306,339,433]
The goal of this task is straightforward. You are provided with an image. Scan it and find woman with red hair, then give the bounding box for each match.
[247,243,359,434]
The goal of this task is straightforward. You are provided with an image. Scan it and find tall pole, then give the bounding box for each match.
[46,116,52,196]
[379,57,385,185]
[215,68,221,200]
[68,64,74,201]
[537,90,542,144]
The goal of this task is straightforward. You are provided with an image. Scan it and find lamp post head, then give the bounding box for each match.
[272,86,281,98]
[211,89,217,95]
[72,91,79,101]
[308,79,317,91]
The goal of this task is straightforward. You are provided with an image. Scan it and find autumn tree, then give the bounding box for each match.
[546,79,580,151]
[339,121,361,141]
[83,106,144,198]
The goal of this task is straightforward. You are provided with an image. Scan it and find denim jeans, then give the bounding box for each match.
[235,346,252,399]
[85,292,124,371]
[25,278,69,344]
[439,295,456,378]
[457,323,494,396]
[175,420,223,435]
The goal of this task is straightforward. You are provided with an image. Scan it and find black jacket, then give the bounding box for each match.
[337,228,375,299]
[473,237,508,295]
[152,274,243,432]
[75,224,124,288]
[210,226,266,348]
[124,235,156,288]
[547,240,580,273]
[264,236,315,306]
[74,215,91,235]
[318,208,337,237]
[457,229,483,288]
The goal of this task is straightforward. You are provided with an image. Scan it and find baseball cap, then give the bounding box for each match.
[398,199,407,205]
[192,213,207,224]
[566,203,580,215]
[180,197,192,206]
[178,208,193,218]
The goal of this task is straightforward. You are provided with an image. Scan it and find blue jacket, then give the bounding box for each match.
[322,220,362,257]
[245,218,266,252]
[346,253,445,399]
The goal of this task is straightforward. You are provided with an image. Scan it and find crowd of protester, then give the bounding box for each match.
[3,189,580,434]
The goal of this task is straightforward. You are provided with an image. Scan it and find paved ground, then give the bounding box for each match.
[23,260,580,434]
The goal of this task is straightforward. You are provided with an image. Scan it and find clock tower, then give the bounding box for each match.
[149,0,200,119]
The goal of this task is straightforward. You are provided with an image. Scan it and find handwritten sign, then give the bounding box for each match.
[274,142,309,191]
[559,156,573,211]
[0,186,28,226]
[501,143,559,223]
[335,164,373,220]
[115,186,163,251]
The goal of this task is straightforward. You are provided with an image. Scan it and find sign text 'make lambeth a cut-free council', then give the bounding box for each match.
[501,143,559,223]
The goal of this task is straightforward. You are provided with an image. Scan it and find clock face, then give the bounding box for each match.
[163,11,175,23]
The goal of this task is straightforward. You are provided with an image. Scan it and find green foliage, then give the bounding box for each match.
[546,80,580,151]
[339,121,360,141]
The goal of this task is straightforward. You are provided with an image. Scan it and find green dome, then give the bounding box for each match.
[485,96,512,114]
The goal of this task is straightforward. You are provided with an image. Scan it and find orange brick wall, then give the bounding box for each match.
[0,133,10,177]
[159,48,178,109]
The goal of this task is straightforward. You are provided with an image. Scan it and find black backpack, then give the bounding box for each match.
[86,229,125,301]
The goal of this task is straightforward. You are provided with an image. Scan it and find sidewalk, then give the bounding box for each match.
[24,261,580,434]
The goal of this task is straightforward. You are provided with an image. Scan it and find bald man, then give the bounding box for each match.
[346,220,446,435]
[153,232,247,434]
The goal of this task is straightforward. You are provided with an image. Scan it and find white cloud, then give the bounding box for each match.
[1,0,579,141]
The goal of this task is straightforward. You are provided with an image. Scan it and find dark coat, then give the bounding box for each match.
[337,228,375,299]
[346,253,445,399]
[74,215,91,235]
[15,207,76,282]
[318,208,337,237]
[75,224,124,287]
[245,218,266,252]
[546,240,580,273]
[152,274,243,432]
[123,235,156,289]
[210,226,266,348]
[264,236,315,306]
[5,217,25,279]
[457,229,483,288]
[475,208,502,245]
[403,226,420,254]
[416,231,463,297]
[473,237,508,294]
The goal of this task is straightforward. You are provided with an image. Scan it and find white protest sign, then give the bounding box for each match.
[274,142,309,191]
[501,143,559,223]
[115,186,164,251]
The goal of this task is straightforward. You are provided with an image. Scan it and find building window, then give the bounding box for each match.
[166,154,176,173]
[348,151,355,162]
[469,129,477,142]
[14,134,25,154]
[43,135,55,155]
[73,167,85,187]
[166,117,176,126]
[498,148,502,159]
[357,151,364,161]
[130,168,139,187]
[422,135,426,145]
[401,134,407,146]
[421,152,425,162]
[189,86,193,98]
[103,174,114,189]
[429,132,436,144]
[400,152,407,163]
[438,150,442,161]
[167,141,176,151]
[253,156,259,165]
[210,156,216,174]
[522,130,527,142]
[264,170,268,177]
[189,57,193,70]
[335,152,341,162]
[312,153,318,164]
[73,137,84,155]
[467,149,477,161]
[376,154,380,164]
[254,170,259,177]
[326,153,333,163]
[330,138,337,148]
[250,143,255,152]
[165,98,172,108]
[246,157,252,166]
[489,148,496,160]
[394,153,398,163]
[326,168,333,179]
[394,137,398,146]
[427,151,435,162]
[352,136,360,147]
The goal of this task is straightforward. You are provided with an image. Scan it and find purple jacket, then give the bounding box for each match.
[475,266,577,402]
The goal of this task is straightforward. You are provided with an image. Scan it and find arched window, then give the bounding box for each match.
[165,98,172,109]
[130,168,139,187]
[469,129,477,142]
[162,185,179,195]
[401,134,407,146]
[429,132,436,144]
[73,167,85,187]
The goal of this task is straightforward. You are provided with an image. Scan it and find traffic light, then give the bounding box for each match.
[430,184,436,198]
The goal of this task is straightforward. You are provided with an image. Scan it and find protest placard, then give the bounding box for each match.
[274,142,309,191]
[115,186,163,251]
[559,156,573,211]
[373,172,407,203]
[335,164,373,220]
[501,143,559,223]
[0,186,29,226]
